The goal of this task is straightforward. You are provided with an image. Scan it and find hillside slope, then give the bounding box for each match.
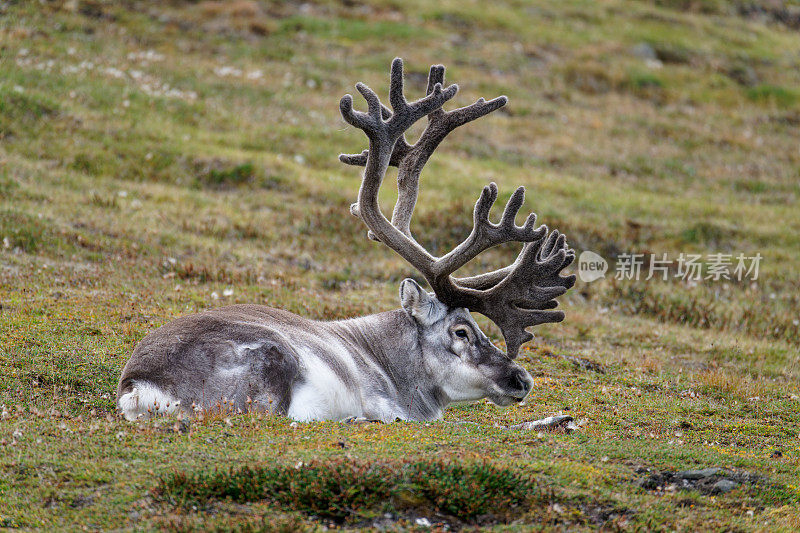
[1,1,799,530]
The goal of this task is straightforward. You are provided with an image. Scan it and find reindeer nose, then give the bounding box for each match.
[510,370,532,396]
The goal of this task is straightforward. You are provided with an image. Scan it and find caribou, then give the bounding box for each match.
[117,59,576,423]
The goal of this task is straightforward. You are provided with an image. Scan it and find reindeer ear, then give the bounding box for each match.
[399,278,447,326]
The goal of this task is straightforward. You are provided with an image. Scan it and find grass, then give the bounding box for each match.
[157,459,540,524]
[746,84,800,107]
[1,0,800,530]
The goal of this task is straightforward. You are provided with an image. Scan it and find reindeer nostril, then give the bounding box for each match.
[511,371,531,395]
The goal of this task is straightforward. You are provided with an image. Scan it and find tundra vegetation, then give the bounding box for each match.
[1,0,799,530]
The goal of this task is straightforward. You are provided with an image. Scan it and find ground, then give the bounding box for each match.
[1,0,799,530]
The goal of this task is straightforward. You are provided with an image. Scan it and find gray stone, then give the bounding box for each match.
[631,42,657,60]
[711,479,738,494]
[727,64,759,87]
[677,468,722,480]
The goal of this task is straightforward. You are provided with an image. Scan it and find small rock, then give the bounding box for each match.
[70,495,94,509]
[726,64,759,87]
[645,58,663,69]
[677,468,721,480]
[711,479,738,494]
[414,517,431,527]
[631,42,657,60]
[636,476,653,489]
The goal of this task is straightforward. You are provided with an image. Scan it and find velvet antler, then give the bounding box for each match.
[339,58,575,358]
[341,63,507,240]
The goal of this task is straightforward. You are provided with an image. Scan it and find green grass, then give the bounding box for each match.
[1,0,800,530]
[746,84,800,107]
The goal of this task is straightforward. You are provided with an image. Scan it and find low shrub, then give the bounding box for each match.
[156,459,542,524]
[406,461,536,520]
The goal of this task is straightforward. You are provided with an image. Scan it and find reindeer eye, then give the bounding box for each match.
[454,328,469,339]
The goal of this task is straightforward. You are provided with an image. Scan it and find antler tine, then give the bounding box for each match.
[432,184,547,282]
[387,57,460,134]
[454,227,576,291]
[340,104,412,168]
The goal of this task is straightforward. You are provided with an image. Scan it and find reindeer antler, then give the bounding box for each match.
[341,63,508,240]
[339,58,575,358]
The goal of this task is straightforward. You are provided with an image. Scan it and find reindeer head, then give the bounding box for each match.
[339,58,575,368]
[399,278,533,405]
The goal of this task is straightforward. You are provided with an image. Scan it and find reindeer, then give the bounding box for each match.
[117,59,576,423]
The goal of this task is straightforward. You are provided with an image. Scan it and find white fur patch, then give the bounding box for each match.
[119,381,180,421]
[287,342,362,421]
[433,360,489,403]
